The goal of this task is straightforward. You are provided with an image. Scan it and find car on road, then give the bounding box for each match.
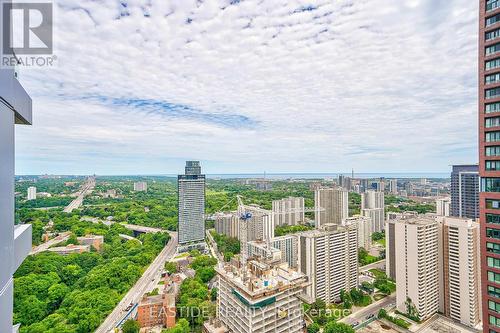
[351,321,359,328]
[366,314,375,320]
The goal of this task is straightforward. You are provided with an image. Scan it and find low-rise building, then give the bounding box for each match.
[77,235,104,251]
[48,244,90,255]
[137,274,180,329]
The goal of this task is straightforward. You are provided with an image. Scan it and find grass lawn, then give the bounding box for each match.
[369,268,386,278]
[375,238,386,247]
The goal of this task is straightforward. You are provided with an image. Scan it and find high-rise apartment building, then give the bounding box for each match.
[314,187,348,228]
[388,179,398,195]
[298,224,358,303]
[394,217,439,321]
[0,62,33,332]
[247,235,298,268]
[272,197,305,226]
[451,164,479,219]
[345,215,372,250]
[480,2,500,330]
[216,257,307,333]
[178,161,206,245]
[133,181,148,192]
[27,186,36,200]
[436,197,451,217]
[361,190,385,233]
[438,216,482,328]
[214,212,240,239]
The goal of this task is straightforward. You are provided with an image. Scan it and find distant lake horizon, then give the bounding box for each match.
[203,172,450,180]
[17,172,451,180]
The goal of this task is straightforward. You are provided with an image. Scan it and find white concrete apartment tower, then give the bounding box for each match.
[272,196,305,226]
[27,186,36,200]
[439,216,481,328]
[0,64,33,331]
[178,161,206,246]
[361,190,385,233]
[436,197,451,217]
[395,217,439,321]
[298,224,358,303]
[314,187,348,228]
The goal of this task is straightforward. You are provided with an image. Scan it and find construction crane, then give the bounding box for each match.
[236,195,324,283]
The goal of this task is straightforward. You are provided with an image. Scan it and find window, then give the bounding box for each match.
[487,59,500,71]
[491,300,500,313]
[488,214,500,224]
[490,314,500,327]
[487,146,500,156]
[489,285,500,298]
[488,0,500,12]
[488,117,500,128]
[488,28,500,42]
[489,270,500,283]
[489,257,500,269]
[487,87,500,99]
[487,43,500,56]
[483,178,500,191]
[487,227,500,239]
[487,102,500,113]
[487,132,500,142]
[488,200,500,210]
[487,14,500,27]
[488,73,500,85]
[488,242,500,254]
[488,161,500,171]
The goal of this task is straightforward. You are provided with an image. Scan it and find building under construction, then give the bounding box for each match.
[215,251,307,333]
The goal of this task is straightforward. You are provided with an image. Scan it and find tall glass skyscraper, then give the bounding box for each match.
[450,164,479,219]
[178,161,206,245]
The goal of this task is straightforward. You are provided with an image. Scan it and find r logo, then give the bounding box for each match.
[2,2,53,55]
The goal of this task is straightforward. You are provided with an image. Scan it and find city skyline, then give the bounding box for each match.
[14,0,478,175]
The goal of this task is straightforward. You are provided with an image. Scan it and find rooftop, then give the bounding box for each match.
[216,259,307,301]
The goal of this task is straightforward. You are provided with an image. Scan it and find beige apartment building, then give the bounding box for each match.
[394,217,440,321]
[390,215,482,328]
[298,224,358,303]
[272,197,305,226]
[438,216,481,328]
[314,187,348,228]
[345,215,372,250]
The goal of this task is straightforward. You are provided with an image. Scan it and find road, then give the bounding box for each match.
[95,231,178,333]
[340,294,395,326]
[359,259,386,272]
[29,231,71,255]
[63,177,95,213]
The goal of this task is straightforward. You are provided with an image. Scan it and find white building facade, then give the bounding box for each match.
[361,190,385,233]
[27,186,36,200]
[314,187,348,228]
[435,197,451,217]
[298,224,358,303]
[272,197,305,226]
[394,217,439,321]
[1,62,33,332]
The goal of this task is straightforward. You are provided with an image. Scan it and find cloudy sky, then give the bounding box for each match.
[15,0,478,175]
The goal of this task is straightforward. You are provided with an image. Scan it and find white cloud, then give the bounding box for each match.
[15,0,478,175]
